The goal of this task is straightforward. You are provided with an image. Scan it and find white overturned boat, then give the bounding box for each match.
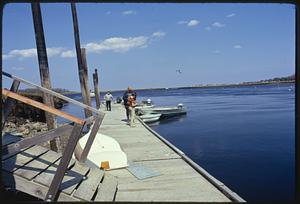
[74,124,128,170]
[140,113,161,123]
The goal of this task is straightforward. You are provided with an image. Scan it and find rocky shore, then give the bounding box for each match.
[3,117,49,137]
[3,116,71,153]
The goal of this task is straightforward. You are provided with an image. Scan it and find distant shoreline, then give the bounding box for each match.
[21,80,293,95]
[106,80,295,93]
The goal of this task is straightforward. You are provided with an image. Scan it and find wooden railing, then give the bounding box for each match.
[2,71,105,201]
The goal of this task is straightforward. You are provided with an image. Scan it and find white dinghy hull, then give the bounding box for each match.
[75,125,128,170]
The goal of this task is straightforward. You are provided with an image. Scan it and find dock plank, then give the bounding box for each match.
[59,162,90,195]
[14,150,62,180]
[33,158,76,187]
[73,168,104,201]
[94,174,118,201]
[2,145,48,172]
[1,170,79,201]
[96,104,234,202]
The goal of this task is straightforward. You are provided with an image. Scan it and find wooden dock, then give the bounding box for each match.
[96,103,244,202]
[1,71,244,201]
[1,133,117,201]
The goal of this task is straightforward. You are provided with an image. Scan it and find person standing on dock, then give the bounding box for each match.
[104,91,113,111]
[122,87,137,122]
[128,94,137,127]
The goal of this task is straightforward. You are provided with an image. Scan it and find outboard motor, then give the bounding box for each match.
[177,103,184,109]
[116,97,122,103]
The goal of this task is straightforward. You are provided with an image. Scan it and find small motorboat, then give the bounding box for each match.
[90,91,95,97]
[140,113,162,123]
[141,104,187,118]
[135,98,155,115]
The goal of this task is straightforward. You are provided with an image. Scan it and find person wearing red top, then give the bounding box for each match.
[127,94,137,127]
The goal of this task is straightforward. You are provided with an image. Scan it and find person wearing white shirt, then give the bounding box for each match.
[104,91,113,111]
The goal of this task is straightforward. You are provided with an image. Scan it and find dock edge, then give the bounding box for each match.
[137,117,246,202]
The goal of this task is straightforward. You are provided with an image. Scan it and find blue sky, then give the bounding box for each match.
[2,3,295,91]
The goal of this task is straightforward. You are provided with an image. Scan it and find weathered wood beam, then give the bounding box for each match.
[31,2,58,152]
[93,69,101,109]
[78,114,104,163]
[2,80,20,128]
[71,3,92,119]
[80,48,93,118]
[2,72,105,117]
[45,123,85,201]
[2,123,73,156]
[2,89,85,125]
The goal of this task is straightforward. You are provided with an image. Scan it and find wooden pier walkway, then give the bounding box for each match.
[1,70,244,201]
[97,103,243,202]
[1,103,245,202]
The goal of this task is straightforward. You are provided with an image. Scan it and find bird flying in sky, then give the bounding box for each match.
[176,69,182,74]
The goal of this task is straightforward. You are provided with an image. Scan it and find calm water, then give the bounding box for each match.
[61,83,295,202]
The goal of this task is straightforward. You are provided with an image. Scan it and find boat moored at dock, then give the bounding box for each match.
[139,103,187,118]
[139,113,162,123]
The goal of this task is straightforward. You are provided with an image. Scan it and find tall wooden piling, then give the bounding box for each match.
[93,69,101,109]
[31,2,59,152]
[80,48,92,117]
[71,3,92,118]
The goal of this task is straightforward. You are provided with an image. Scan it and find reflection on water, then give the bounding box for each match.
[148,114,187,127]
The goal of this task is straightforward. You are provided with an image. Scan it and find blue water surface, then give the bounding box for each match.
[61,83,295,202]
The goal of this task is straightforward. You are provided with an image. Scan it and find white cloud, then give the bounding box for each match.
[85,36,148,53]
[178,19,199,27]
[234,45,242,49]
[205,26,211,31]
[3,54,13,60]
[61,50,76,58]
[4,32,166,59]
[46,47,64,57]
[226,13,236,18]
[84,31,165,54]
[152,31,166,38]
[9,48,37,58]
[3,47,64,60]
[212,50,221,54]
[122,10,136,15]
[187,20,199,27]
[212,22,225,28]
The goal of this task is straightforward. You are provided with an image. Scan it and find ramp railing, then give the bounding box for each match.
[2,71,105,201]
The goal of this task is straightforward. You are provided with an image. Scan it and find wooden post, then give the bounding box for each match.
[31,3,59,152]
[45,123,85,201]
[71,3,92,118]
[80,48,93,117]
[2,80,20,129]
[79,114,103,163]
[93,69,101,109]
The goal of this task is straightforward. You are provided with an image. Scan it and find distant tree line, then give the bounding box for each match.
[258,74,295,82]
[20,88,73,94]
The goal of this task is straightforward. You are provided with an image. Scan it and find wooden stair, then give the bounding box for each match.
[2,133,118,201]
